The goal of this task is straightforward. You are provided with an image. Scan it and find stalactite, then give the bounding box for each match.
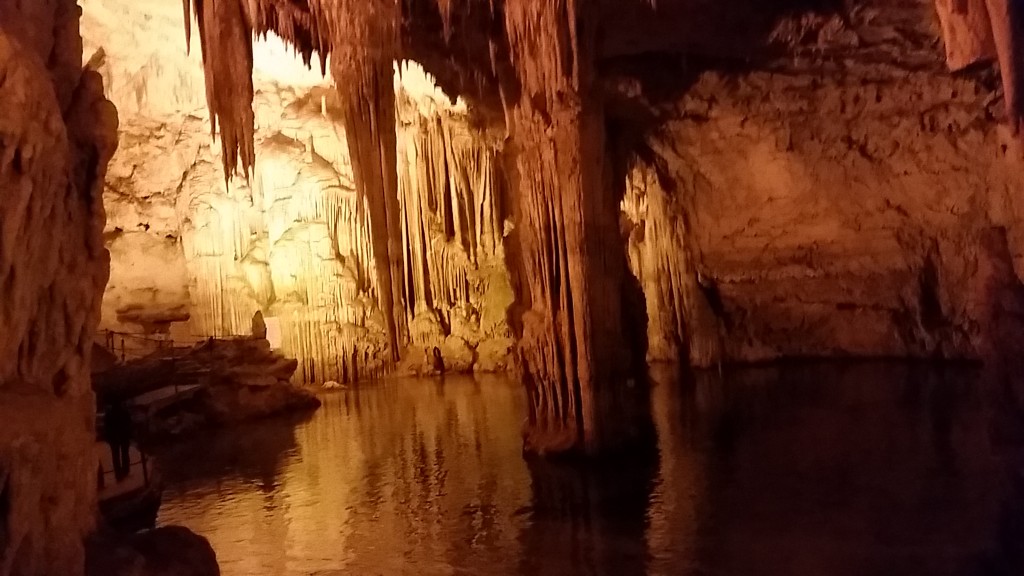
[317,0,407,362]
[437,0,456,39]
[394,78,510,359]
[184,0,409,362]
[985,0,1024,134]
[183,0,256,180]
[332,53,406,360]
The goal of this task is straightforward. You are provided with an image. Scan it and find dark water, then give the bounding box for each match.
[156,363,1024,576]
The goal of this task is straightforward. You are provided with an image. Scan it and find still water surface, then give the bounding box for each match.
[157,363,1022,576]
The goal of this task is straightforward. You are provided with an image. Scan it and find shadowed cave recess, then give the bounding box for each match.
[4,0,1024,574]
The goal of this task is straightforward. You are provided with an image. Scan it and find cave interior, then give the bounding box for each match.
[3,0,1024,573]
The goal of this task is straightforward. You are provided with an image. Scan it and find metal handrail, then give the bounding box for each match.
[97,329,215,362]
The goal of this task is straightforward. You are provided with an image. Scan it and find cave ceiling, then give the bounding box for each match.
[170,0,1016,178]
[80,0,1017,181]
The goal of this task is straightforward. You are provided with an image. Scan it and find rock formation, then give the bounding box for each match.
[395,64,516,375]
[82,0,1024,454]
[86,525,220,576]
[170,0,654,454]
[0,0,117,573]
[500,1,644,454]
[2,0,1024,568]
[934,0,1024,133]
[96,337,321,439]
[84,0,514,383]
[621,4,1024,366]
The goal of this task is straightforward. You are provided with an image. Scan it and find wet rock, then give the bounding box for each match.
[98,338,320,440]
[233,374,277,388]
[184,339,321,426]
[86,526,219,576]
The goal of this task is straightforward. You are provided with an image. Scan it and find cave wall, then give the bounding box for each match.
[0,0,117,574]
[623,2,1024,365]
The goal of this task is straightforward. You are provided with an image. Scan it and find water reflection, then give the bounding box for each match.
[157,365,1023,576]
[518,444,659,576]
[661,363,1000,576]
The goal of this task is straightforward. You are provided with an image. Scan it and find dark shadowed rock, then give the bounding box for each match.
[86,526,219,576]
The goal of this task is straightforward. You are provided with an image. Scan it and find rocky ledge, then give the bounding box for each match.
[95,338,321,440]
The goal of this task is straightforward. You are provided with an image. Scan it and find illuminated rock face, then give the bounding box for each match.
[84,0,513,382]
[0,0,117,573]
[395,65,515,375]
[623,54,1024,366]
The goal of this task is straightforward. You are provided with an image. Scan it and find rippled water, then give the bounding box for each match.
[156,363,1023,576]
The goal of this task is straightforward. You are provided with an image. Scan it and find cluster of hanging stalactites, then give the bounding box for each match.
[183,0,256,182]
[181,0,405,181]
[180,0,680,183]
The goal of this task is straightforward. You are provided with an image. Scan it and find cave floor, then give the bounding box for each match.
[153,363,1022,576]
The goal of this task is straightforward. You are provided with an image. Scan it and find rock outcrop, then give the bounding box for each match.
[95,338,320,439]
[196,338,320,426]
[86,526,220,576]
[0,0,117,574]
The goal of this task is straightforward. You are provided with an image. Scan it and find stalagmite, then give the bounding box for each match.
[622,165,721,367]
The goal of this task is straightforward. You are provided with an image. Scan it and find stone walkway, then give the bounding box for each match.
[131,383,203,414]
[96,442,150,500]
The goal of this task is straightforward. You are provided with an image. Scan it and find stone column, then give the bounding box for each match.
[503,0,643,455]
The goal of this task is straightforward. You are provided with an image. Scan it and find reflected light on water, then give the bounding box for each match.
[157,365,1018,576]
